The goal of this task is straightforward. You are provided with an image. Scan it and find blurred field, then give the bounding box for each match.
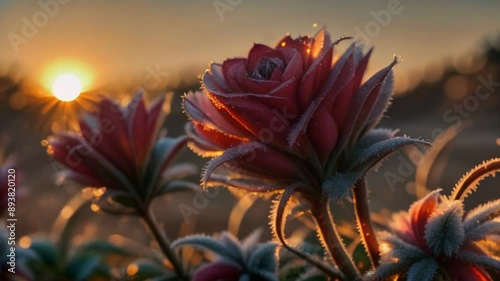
[0,38,499,247]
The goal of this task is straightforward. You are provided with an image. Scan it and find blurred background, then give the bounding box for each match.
[0,0,499,245]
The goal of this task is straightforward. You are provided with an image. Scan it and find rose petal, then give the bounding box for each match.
[209,95,291,147]
[145,96,166,154]
[409,190,440,250]
[332,48,372,129]
[237,66,281,94]
[210,63,231,91]
[96,98,136,177]
[298,44,333,108]
[346,58,397,150]
[246,43,275,73]
[390,211,420,247]
[287,43,356,151]
[193,123,246,150]
[49,133,101,182]
[234,147,309,181]
[222,58,246,92]
[307,109,338,163]
[184,91,249,138]
[129,94,148,165]
[49,133,125,189]
[311,28,332,58]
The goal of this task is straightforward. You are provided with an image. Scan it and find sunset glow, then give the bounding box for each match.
[52,74,82,102]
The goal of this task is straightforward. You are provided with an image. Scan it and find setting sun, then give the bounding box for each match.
[52,74,82,102]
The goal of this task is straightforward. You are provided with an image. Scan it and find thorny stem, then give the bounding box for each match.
[353,178,380,269]
[311,197,361,281]
[140,208,188,280]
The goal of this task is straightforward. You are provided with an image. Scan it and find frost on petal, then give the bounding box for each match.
[183,91,249,138]
[306,109,338,163]
[363,70,394,132]
[128,94,148,165]
[343,58,397,151]
[424,199,465,257]
[96,98,136,176]
[409,190,440,249]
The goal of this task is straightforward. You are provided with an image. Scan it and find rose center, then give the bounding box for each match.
[252,57,285,80]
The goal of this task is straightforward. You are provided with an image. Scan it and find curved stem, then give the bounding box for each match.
[311,197,361,281]
[353,178,379,269]
[140,208,188,280]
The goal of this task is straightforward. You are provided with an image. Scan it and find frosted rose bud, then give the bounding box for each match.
[48,92,195,212]
[184,29,424,200]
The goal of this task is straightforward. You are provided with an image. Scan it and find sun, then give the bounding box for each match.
[52,74,82,102]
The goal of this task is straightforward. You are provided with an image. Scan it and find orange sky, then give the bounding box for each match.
[0,0,498,94]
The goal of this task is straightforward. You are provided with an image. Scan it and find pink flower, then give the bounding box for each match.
[48,93,194,212]
[184,29,423,199]
[192,262,242,281]
[374,190,500,281]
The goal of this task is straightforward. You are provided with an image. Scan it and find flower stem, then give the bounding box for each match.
[140,209,187,280]
[353,178,380,269]
[311,197,361,281]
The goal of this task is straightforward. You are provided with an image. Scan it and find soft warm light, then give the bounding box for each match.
[90,203,100,212]
[126,264,139,276]
[19,236,32,249]
[60,206,74,219]
[52,74,82,102]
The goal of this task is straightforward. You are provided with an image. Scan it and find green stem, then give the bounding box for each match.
[140,209,187,280]
[311,197,361,281]
[353,178,380,269]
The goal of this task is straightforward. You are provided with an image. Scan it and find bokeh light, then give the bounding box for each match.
[52,74,82,102]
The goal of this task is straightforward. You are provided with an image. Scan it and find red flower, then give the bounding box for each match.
[192,262,242,281]
[48,93,193,212]
[184,29,422,199]
[374,190,500,281]
[174,231,277,281]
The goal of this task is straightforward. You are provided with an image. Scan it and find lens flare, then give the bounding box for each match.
[52,74,82,102]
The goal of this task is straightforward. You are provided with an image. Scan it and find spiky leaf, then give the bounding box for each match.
[464,221,500,242]
[172,235,242,262]
[457,251,500,271]
[450,158,500,201]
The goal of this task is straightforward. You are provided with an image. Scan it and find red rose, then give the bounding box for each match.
[184,29,421,199]
[49,93,193,211]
